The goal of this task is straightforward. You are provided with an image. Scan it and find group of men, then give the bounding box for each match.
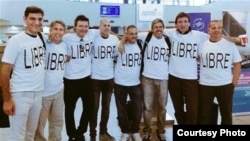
[0,4,242,141]
[118,11,242,140]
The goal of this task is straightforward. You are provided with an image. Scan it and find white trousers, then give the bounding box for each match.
[9,91,42,141]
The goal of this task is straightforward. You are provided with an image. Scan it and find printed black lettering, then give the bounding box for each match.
[146,46,169,62]
[57,54,66,70]
[224,54,230,68]
[71,42,93,59]
[50,53,57,70]
[216,53,223,68]
[134,53,141,66]
[121,53,142,67]
[24,49,31,69]
[172,42,198,58]
[201,53,231,69]
[179,43,185,57]
[45,53,66,70]
[94,45,114,59]
[208,53,215,68]
[24,46,45,69]
[153,47,159,60]
[127,54,133,67]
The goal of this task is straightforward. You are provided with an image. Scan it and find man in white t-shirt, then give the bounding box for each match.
[63,15,98,141]
[114,25,143,141]
[119,18,170,141]
[198,20,242,124]
[1,6,45,141]
[163,12,241,125]
[89,19,119,141]
[140,19,170,141]
[35,20,68,141]
[163,12,208,125]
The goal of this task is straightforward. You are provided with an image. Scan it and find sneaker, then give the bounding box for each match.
[132,133,142,141]
[157,134,166,141]
[119,133,130,141]
[99,132,115,141]
[142,134,152,141]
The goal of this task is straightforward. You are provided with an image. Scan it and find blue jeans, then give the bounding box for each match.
[114,83,142,134]
[141,76,168,135]
[90,79,114,136]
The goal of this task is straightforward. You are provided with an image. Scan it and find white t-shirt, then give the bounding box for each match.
[164,28,208,79]
[2,31,45,92]
[199,38,242,86]
[63,29,98,79]
[138,32,170,80]
[91,34,119,80]
[114,41,142,86]
[43,39,67,97]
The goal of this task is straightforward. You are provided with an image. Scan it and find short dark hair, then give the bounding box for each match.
[126,25,137,32]
[175,12,190,24]
[74,15,89,27]
[24,6,44,17]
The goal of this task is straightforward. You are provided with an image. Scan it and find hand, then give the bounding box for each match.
[3,98,15,116]
[66,55,71,62]
[118,44,125,54]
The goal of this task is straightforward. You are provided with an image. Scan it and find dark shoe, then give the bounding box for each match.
[77,135,85,141]
[68,137,77,141]
[90,137,96,141]
[69,136,85,141]
[99,132,115,141]
[157,134,166,141]
[142,135,152,141]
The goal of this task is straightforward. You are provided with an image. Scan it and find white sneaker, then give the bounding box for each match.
[132,133,142,141]
[120,133,130,141]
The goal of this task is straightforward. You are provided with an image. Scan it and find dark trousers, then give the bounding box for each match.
[64,76,93,138]
[168,75,199,124]
[89,79,114,136]
[0,87,9,128]
[114,83,142,134]
[199,83,234,125]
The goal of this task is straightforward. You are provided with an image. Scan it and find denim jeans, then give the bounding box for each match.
[64,76,93,138]
[9,91,42,141]
[90,79,114,136]
[35,89,64,141]
[114,83,142,134]
[141,76,168,135]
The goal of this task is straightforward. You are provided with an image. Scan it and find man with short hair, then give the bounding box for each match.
[63,15,98,141]
[139,18,170,141]
[198,20,242,125]
[89,18,119,141]
[1,6,45,141]
[119,18,170,141]
[114,25,143,141]
[35,20,68,141]
[163,12,208,125]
